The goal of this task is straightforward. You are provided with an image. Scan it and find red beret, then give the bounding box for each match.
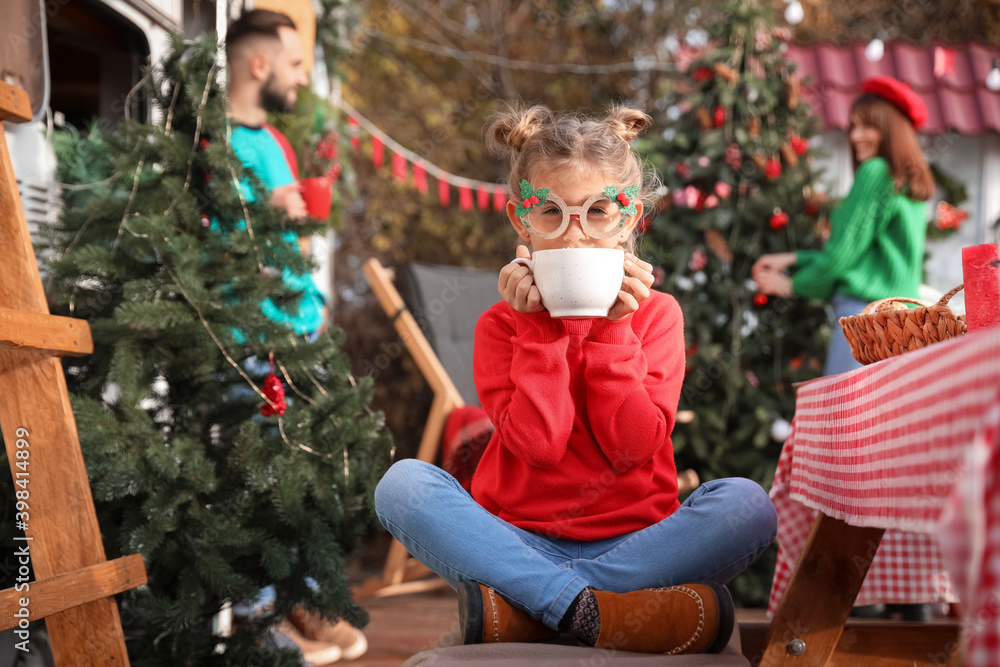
[860,76,928,129]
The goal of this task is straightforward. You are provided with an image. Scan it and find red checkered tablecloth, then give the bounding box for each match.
[767,328,1000,665]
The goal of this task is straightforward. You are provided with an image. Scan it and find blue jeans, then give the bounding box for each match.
[824,292,868,376]
[375,459,777,629]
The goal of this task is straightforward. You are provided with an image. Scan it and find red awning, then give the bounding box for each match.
[785,41,1000,135]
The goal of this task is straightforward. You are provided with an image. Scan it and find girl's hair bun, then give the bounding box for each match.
[484,104,552,158]
[605,106,650,143]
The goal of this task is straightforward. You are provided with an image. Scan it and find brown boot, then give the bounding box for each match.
[457,581,561,644]
[590,582,734,654]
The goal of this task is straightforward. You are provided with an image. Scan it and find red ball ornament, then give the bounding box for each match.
[764,158,782,180]
[769,209,789,230]
[805,201,820,216]
[753,293,769,307]
[694,190,708,211]
[713,106,726,128]
[675,163,692,180]
[692,66,715,82]
[790,136,809,155]
[261,373,287,416]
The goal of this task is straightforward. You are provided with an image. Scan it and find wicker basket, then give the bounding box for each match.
[839,284,967,365]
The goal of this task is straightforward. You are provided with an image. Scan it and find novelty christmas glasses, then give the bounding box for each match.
[515,180,640,240]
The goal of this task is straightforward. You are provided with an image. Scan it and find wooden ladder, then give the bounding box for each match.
[0,81,146,664]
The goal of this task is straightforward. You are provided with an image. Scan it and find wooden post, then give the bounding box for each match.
[0,80,146,665]
[760,514,885,667]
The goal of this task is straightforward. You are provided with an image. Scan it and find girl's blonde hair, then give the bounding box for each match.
[484,103,660,253]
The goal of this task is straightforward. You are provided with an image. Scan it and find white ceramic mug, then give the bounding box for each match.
[512,247,624,318]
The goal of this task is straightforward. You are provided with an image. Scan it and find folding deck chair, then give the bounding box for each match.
[358,257,699,598]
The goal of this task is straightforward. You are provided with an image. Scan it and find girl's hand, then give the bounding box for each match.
[607,252,654,321]
[499,245,545,314]
[751,252,797,281]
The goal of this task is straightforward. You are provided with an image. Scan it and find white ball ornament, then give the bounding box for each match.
[784,1,804,25]
[771,418,793,442]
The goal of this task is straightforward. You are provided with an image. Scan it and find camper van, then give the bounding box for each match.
[2,0,221,239]
[2,0,332,300]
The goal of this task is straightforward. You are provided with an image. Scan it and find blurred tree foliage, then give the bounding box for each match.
[786,0,1000,45]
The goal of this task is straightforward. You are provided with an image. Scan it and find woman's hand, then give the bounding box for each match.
[755,270,794,297]
[607,252,655,321]
[752,252,796,298]
[498,245,545,314]
[751,252,797,281]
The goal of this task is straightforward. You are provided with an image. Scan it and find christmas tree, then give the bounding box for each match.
[641,0,831,604]
[40,33,391,665]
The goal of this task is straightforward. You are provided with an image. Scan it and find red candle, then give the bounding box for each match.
[962,243,1000,331]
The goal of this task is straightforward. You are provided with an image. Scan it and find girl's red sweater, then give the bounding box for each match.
[471,290,685,541]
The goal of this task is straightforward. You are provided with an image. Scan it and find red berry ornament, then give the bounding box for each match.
[725,144,742,171]
[753,293,769,307]
[791,136,809,155]
[769,209,789,230]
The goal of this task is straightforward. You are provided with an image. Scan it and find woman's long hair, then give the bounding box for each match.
[849,93,935,201]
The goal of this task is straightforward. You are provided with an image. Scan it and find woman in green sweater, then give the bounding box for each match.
[753,76,934,375]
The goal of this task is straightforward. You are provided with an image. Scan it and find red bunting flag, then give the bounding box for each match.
[392,152,407,181]
[493,187,507,212]
[459,186,473,211]
[934,46,955,78]
[438,179,451,206]
[413,163,428,194]
[348,117,360,151]
[371,136,384,169]
[477,186,490,211]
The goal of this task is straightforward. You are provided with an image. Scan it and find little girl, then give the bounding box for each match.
[375,104,777,655]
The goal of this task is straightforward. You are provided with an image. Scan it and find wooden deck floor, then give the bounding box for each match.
[344,573,775,666]
[348,584,459,666]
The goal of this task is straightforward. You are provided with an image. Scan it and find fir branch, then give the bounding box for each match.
[276,359,317,406]
[164,62,217,218]
[278,416,335,460]
[114,159,148,249]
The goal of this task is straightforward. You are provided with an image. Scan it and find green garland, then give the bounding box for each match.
[927,163,968,239]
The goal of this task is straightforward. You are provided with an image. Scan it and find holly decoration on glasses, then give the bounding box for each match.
[514,180,551,219]
[604,185,640,217]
